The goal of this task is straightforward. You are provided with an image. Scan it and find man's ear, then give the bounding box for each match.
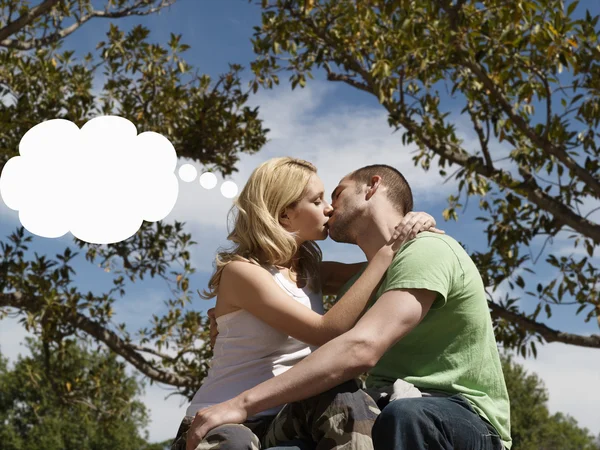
[366,175,383,200]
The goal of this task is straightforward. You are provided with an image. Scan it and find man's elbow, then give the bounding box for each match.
[345,334,380,372]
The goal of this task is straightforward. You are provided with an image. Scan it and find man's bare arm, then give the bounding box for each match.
[241,288,436,415]
[188,288,436,445]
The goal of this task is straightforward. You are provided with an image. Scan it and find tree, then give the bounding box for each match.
[0,338,172,450]
[501,354,599,450]
[248,0,600,355]
[0,0,268,398]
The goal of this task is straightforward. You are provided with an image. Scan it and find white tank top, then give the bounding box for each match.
[186,266,324,417]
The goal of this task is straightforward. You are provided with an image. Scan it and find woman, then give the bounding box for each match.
[172,157,440,450]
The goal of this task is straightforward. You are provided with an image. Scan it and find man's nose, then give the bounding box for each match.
[324,203,334,216]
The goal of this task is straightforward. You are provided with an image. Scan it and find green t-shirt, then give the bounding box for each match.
[337,232,512,449]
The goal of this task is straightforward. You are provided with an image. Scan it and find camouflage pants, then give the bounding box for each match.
[170,417,268,450]
[170,380,379,450]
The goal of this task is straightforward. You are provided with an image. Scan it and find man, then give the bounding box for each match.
[191,164,511,449]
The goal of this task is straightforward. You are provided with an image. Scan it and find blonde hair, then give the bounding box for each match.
[200,157,323,299]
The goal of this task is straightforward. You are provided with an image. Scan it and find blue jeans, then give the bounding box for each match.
[372,394,504,450]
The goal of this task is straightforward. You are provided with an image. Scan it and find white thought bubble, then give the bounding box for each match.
[221,181,239,199]
[0,116,238,244]
[199,172,217,189]
[178,164,198,182]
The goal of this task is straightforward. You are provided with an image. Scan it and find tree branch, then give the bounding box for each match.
[294,8,600,243]
[536,69,552,141]
[127,343,176,361]
[433,1,600,199]
[0,291,194,388]
[489,300,600,349]
[463,59,600,199]
[467,103,494,171]
[1,0,175,51]
[0,0,61,43]
[324,69,372,94]
[388,106,600,242]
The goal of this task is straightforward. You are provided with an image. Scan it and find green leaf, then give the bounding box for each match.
[567,0,579,16]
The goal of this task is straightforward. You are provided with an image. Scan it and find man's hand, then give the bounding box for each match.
[186,399,248,450]
[207,308,218,348]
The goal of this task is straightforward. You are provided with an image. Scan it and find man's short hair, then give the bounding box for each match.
[349,164,414,215]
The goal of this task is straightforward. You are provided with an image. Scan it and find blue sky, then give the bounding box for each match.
[1,0,599,443]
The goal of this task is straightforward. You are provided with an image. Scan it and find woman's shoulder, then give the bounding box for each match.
[222,260,272,283]
[218,261,272,309]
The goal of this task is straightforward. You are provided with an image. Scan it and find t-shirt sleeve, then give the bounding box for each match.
[381,236,460,309]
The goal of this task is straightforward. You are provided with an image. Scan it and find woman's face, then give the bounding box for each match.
[282,174,332,243]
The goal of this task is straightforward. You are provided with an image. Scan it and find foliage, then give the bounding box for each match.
[249,0,600,353]
[0,338,171,450]
[502,354,600,450]
[2,0,600,411]
[1,0,267,175]
[0,0,264,397]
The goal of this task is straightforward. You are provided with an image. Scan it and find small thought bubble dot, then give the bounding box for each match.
[178,164,197,182]
[199,172,217,190]
[221,181,238,199]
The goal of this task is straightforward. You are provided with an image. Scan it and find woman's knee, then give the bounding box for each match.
[198,424,260,450]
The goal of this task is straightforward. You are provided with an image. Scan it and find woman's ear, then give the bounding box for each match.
[279,209,291,228]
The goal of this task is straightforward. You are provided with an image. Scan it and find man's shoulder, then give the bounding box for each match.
[410,231,459,246]
[394,232,463,261]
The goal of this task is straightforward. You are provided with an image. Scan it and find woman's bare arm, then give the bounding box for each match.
[320,261,366,296]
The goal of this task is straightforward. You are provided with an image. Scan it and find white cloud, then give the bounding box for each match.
[514,342,600,436]
[319,239,366,265]
[526,226,600,262]
[163,82,456,274]
[252,83,455,206]
[141,382,188,443]
[0,200,21,228]
[160,83,455,275]
[0,315,33,364]
[168,82,454,228]
[115,296,161,319]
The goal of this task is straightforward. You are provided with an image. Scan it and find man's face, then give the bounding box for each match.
[327,176,363,244]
